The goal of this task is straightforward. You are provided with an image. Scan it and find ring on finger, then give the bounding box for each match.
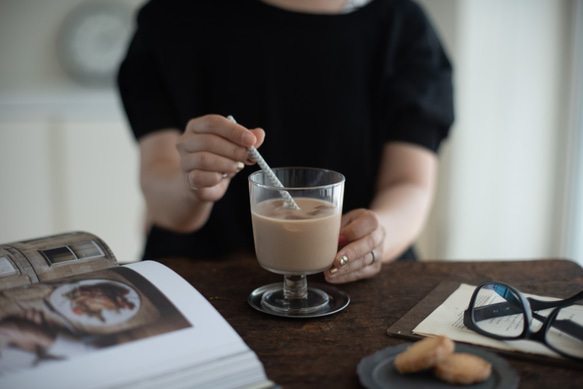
[368,250,376,266]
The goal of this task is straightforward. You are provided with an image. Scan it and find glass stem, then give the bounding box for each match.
[283,274,308,300]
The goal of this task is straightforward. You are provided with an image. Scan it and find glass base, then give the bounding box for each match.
[248,282,350,318]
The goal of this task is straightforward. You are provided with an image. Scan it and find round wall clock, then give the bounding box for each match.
[57,1,134,86]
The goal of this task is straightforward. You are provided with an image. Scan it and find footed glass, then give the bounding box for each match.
[248,167,350,318]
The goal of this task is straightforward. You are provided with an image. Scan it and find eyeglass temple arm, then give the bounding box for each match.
[473,303,583,342]
[532,311,583,342]
[528,291,583,341]
[528,290,583,311]
[474,292,583,319]
[471,302,522,321]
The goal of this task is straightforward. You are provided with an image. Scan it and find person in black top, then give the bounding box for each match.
[117,0,454,283]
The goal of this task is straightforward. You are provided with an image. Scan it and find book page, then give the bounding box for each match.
[0,231,117,290]
[0,261,270,389]
[412,283,582,360]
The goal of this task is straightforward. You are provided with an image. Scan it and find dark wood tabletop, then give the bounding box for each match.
[158,253,583,389]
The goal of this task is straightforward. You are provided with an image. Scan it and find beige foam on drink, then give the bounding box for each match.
[252,198,341,274]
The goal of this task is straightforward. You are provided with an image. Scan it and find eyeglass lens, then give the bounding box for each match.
[472,283,526,338]
[473,283,583,359]
[547,304,583,359]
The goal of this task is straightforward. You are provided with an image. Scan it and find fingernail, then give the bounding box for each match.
[236,161,244,171]
[339,255,348,267]
[330,267,338,274]
[338,235,347,246]
[242,132,255,145]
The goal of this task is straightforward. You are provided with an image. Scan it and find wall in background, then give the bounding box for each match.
[0,0,146,262]
[561,0,583,266]
[0,95,145,263]
[0,0,581,266]
[417,0,581,265]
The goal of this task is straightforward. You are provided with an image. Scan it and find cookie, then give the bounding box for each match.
[393,335,455,374]
[433,352,492,385]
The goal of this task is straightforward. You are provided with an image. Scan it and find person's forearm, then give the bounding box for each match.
[371,142,437,262]
[140,164,213,232]
[138,129,213,233]
[370,182,434,262]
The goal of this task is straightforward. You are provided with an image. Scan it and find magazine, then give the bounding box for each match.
[0,231,276,388]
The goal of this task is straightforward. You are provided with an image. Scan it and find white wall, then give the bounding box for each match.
[0,0,146,263]
[0,0,581,265]
[0,0,143,91]
[417,0,580,263]
[450,0,569,260]
[568,1,583,263]
[0,94,145,263]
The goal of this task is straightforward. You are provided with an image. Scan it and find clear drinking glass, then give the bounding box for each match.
[248,167,350,318]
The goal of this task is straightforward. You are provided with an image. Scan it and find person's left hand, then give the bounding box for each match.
[324,208,385,283]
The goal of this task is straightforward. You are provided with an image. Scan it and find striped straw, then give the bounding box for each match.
[228,115,299,210]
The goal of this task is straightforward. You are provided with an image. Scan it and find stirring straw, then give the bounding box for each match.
[227,115,300,210]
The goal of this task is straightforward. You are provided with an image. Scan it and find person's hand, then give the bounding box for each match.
[324,208,385,283]
[176,114,265,202]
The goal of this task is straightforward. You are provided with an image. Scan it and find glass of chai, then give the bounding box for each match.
[248,167,350,318]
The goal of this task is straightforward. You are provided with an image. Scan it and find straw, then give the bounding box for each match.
[227,115,300,210]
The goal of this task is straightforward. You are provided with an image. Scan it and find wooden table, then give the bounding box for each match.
[158,253,583,388]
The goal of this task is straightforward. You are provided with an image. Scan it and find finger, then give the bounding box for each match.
[181,150,245,176]
[326,222,384,280]
[335,211,379,264]
[187,115,257,148]
[339,208,361,229]
[325,255,380,283]
[330,235,380,272]
[250,128,265,148]
[186,170,228,190]
[340,209,377,241]
[179,132,251,164]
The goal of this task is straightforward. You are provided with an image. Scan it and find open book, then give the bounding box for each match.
[386,281,582,369]
[0,231,276,388]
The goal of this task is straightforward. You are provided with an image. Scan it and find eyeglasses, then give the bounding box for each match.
[463,281,583,361]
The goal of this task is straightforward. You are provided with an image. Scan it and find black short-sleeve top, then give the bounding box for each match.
[117,0,454,260]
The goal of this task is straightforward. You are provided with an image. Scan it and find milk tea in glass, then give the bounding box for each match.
[248,167,349,318]
[252,197,341,274]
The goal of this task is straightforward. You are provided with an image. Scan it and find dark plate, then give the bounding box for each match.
[357,343,519,389]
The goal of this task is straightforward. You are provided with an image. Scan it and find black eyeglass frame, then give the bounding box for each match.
[463,281,583,362]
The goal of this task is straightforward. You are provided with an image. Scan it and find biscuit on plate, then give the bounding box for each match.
[393,335,455,374]
[433,352,492,385]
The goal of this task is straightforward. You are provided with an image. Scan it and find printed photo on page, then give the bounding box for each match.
[0,267,191,377]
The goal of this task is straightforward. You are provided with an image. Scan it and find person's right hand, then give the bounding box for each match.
[177,115,265,203]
